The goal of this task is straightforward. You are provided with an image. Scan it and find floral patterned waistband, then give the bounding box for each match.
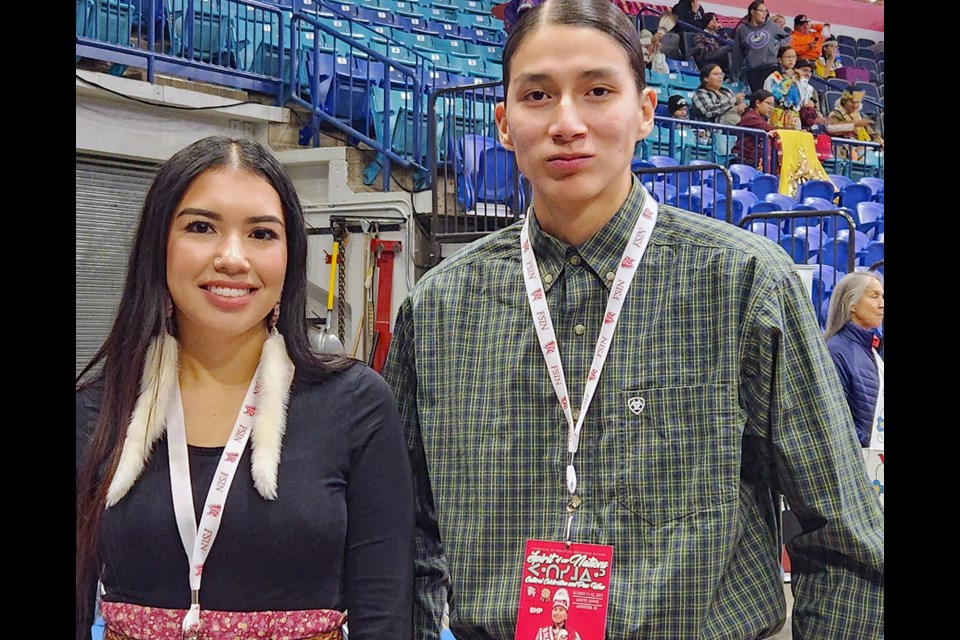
[100,601,345,640]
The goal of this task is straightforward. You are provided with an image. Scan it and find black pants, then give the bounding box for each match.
[693,44,732,75]
[746,63,778,94]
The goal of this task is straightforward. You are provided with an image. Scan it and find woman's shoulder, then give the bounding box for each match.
[291,361,392,404]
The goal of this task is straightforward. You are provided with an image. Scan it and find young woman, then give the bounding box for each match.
[383,1,884,638]
[824,271,885,448]
[76,136,414,640]
[763,45,803,130]
[730,89,780,168]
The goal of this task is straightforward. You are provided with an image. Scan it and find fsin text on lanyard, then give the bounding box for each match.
[167,366,264,639]
[519,190,658,546]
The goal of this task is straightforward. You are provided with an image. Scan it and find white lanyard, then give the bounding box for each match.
[869,349,884,450]
[167,367,263,638]
[520,187,658,541]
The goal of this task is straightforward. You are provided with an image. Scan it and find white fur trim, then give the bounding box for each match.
[250,330,296,500]
[105,331,295,506]
[106,333,179,507]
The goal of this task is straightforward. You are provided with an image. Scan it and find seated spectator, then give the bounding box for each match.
[771,14,791,33]
[668,94,689,119]
[763,46,803,130]
[672,0,706,31]
[690,13,733,75]
[826,90,883,148]
[692,63,745,125]
[731,89,780,169]
[789,15,828,61]
[815,36,842,79]
[794,59,826,132]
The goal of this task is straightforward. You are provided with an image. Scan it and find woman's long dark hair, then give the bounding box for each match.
[75,136,353,630]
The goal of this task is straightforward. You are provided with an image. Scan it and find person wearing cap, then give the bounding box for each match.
[794,58,826,131]
[668,94,689,119]
[534,589,583,640]
[816,36,842,79]
[789,14,827,61]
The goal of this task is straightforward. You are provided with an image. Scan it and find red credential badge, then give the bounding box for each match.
[514,539,613,640]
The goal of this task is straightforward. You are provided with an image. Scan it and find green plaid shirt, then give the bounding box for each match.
[383,177,883,640]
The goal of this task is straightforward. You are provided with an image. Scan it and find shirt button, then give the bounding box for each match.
[574,324,586,336]
[605,271,615,282]
[570,255,582,266]
[544,273,553,284]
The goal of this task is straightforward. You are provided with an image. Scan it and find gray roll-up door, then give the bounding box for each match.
[76,155,159,377]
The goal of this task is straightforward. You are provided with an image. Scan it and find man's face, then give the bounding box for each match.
[798,66,812,80]
[796,21,809,33]
[707,17,719,31]
[496,24,653,221]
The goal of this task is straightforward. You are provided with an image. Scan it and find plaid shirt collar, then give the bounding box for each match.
[526,175,649,293]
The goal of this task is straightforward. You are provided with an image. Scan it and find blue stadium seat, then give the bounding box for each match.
[643,180,677,204]
[732,188,759,211]
[749,173,779,199]
[855,201,884,239]
[859,239,884,267]
[839,182,873,212]
[857,177,884,199]
[666,58,698,76]
[797,179,835,204]
[711,133,738,167]
[827,173,852,191]
[836,34,857,49]
[764,192,796,210]
[728,163,759,188]
[815,238,853,271]
[837,44,857,58]
[747,200,782,215]
[854,83,881,107]
[778,234,810,263]
[836,229,870,254]
[749,221,783,243]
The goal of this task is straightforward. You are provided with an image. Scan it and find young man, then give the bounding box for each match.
[385,1,884,638]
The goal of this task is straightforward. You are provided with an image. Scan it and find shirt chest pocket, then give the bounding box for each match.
[613,384,741,526]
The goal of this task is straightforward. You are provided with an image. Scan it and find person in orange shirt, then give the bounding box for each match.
[789,15,827,62]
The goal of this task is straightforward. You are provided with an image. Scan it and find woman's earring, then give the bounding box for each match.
[269,294,281,333]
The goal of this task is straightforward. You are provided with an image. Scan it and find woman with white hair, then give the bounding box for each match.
[823,271,884,447]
